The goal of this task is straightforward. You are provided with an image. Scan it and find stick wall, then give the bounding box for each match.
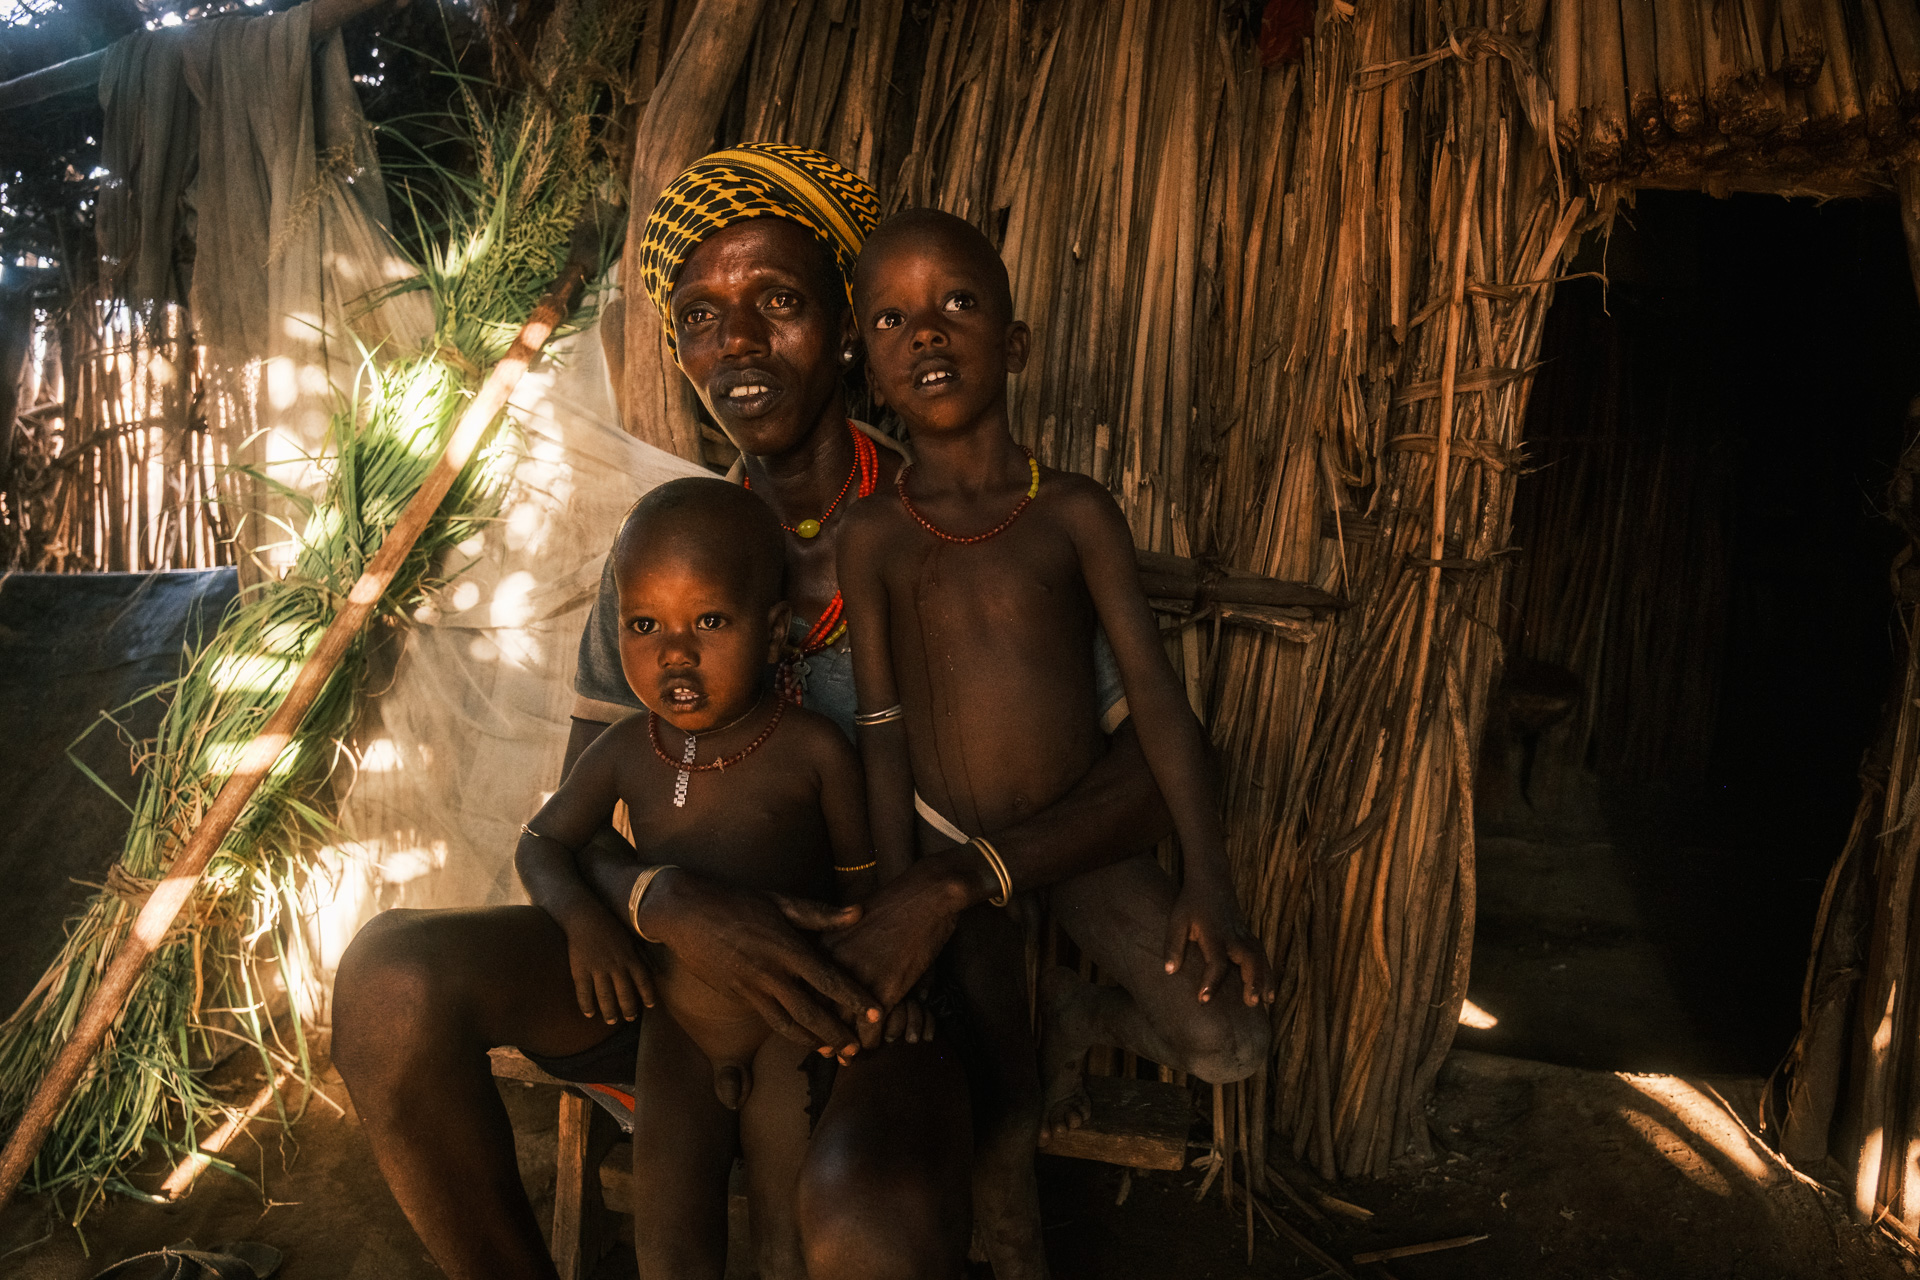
[620,0,1586,1179]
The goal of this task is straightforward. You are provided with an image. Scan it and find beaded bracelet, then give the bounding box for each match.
[627,864,677,943]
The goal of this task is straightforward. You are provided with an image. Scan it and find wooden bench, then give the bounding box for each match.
[489,1048,624,1280]
[491,1047,1192,1277]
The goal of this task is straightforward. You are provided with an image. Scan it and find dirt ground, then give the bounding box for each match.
[0,1043,1906,1280]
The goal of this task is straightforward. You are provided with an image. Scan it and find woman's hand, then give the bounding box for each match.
[1162,865,1275,1007]
[555,901,657,1024]
[574,831,885,1056]
[823,854,980,1048]
[635,868,885,1057]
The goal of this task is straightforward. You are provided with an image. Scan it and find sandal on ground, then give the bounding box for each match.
[91,1240,282,1280]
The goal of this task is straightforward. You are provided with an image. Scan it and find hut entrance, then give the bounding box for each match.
[1463,189,1920,1077]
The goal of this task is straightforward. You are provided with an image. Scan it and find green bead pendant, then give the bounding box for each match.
[796,519,822,539]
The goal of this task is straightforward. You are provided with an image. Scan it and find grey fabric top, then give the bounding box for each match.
[574,550,1127,742]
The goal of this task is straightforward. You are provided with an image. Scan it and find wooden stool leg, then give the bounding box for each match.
[552,1091,592,1280]
[551,1093,622,1279]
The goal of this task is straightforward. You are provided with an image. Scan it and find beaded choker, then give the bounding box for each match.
[895,446,1041,545]
[746,421,880,540]
[648,698,787,807]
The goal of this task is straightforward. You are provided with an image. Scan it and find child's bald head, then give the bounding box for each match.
[614,477,785,611]
[854,208,1014,324]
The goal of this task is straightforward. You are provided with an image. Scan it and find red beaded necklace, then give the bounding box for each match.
[746,422,882,705]
[895,445,1041,545]
[745,421,879,540]
[648,697,787,807]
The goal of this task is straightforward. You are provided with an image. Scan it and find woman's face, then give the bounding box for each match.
[670,218,853,459]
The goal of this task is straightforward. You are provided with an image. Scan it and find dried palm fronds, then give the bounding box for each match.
[0,0,636,1214]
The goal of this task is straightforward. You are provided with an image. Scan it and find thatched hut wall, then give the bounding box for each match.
[605,0,1584,1180]
[611,0,1920,1187]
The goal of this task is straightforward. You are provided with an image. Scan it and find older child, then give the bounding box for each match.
[837,209,1266,1274]
[517,476,890,1280]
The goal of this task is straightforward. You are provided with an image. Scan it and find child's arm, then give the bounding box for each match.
[815,723,880,905]
[836,507,920,884]
[1065,481,1272,1006]
[813,722,934,1048]
[516,724,657,1025]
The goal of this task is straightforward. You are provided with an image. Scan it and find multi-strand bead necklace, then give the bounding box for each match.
[745,421,880,703]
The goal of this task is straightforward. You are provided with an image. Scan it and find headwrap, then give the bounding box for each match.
[637,143,881,355]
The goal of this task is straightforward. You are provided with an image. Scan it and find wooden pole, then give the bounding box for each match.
[0,0,389,111]
[619,0,773,462]
[0,239,594,1208]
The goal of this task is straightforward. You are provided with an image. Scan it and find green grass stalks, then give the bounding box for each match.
[0,0,640,1216]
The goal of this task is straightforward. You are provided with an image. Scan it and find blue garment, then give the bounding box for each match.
[573,551,1128,741]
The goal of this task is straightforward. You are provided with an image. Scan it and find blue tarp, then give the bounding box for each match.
[0,569,239,1013]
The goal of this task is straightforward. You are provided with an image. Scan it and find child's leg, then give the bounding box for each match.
[798,1039,973,1280]
[1044,850,1268,1130]
[631,1009,738,1280]
[737,1035,814,1280]
[948,901,1050,1280]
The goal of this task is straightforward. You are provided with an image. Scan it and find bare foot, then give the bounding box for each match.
[1038,966,1096,1141]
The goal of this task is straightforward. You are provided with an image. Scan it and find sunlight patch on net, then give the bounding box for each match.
[358,737,402,773]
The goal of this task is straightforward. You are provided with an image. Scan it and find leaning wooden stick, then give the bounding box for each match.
[0,241,595,1206]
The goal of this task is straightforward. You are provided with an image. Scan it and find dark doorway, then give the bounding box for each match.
[1463,190,1920,1075]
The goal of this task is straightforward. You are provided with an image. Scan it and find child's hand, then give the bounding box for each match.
[560,903,657,1024]
[880,993,935,1047]
[1163,867,1275,1008]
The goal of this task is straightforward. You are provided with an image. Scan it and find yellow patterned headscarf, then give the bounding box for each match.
[638,143,881,356]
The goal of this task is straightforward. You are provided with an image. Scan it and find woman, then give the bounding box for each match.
[334,145,1259,1280]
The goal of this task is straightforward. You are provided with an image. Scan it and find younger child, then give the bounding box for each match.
[516,476,876,1280]
[837,209,1262,1276]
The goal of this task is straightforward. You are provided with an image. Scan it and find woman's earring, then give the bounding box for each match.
[841,345,857,366]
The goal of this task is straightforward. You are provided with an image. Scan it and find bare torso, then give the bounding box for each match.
[594,709,845,1062]
[857,469,1111,840]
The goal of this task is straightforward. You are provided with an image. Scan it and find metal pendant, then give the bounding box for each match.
[674,731,696,807]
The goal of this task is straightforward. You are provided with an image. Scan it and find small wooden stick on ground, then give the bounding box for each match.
[1352,1233,1490,1264]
